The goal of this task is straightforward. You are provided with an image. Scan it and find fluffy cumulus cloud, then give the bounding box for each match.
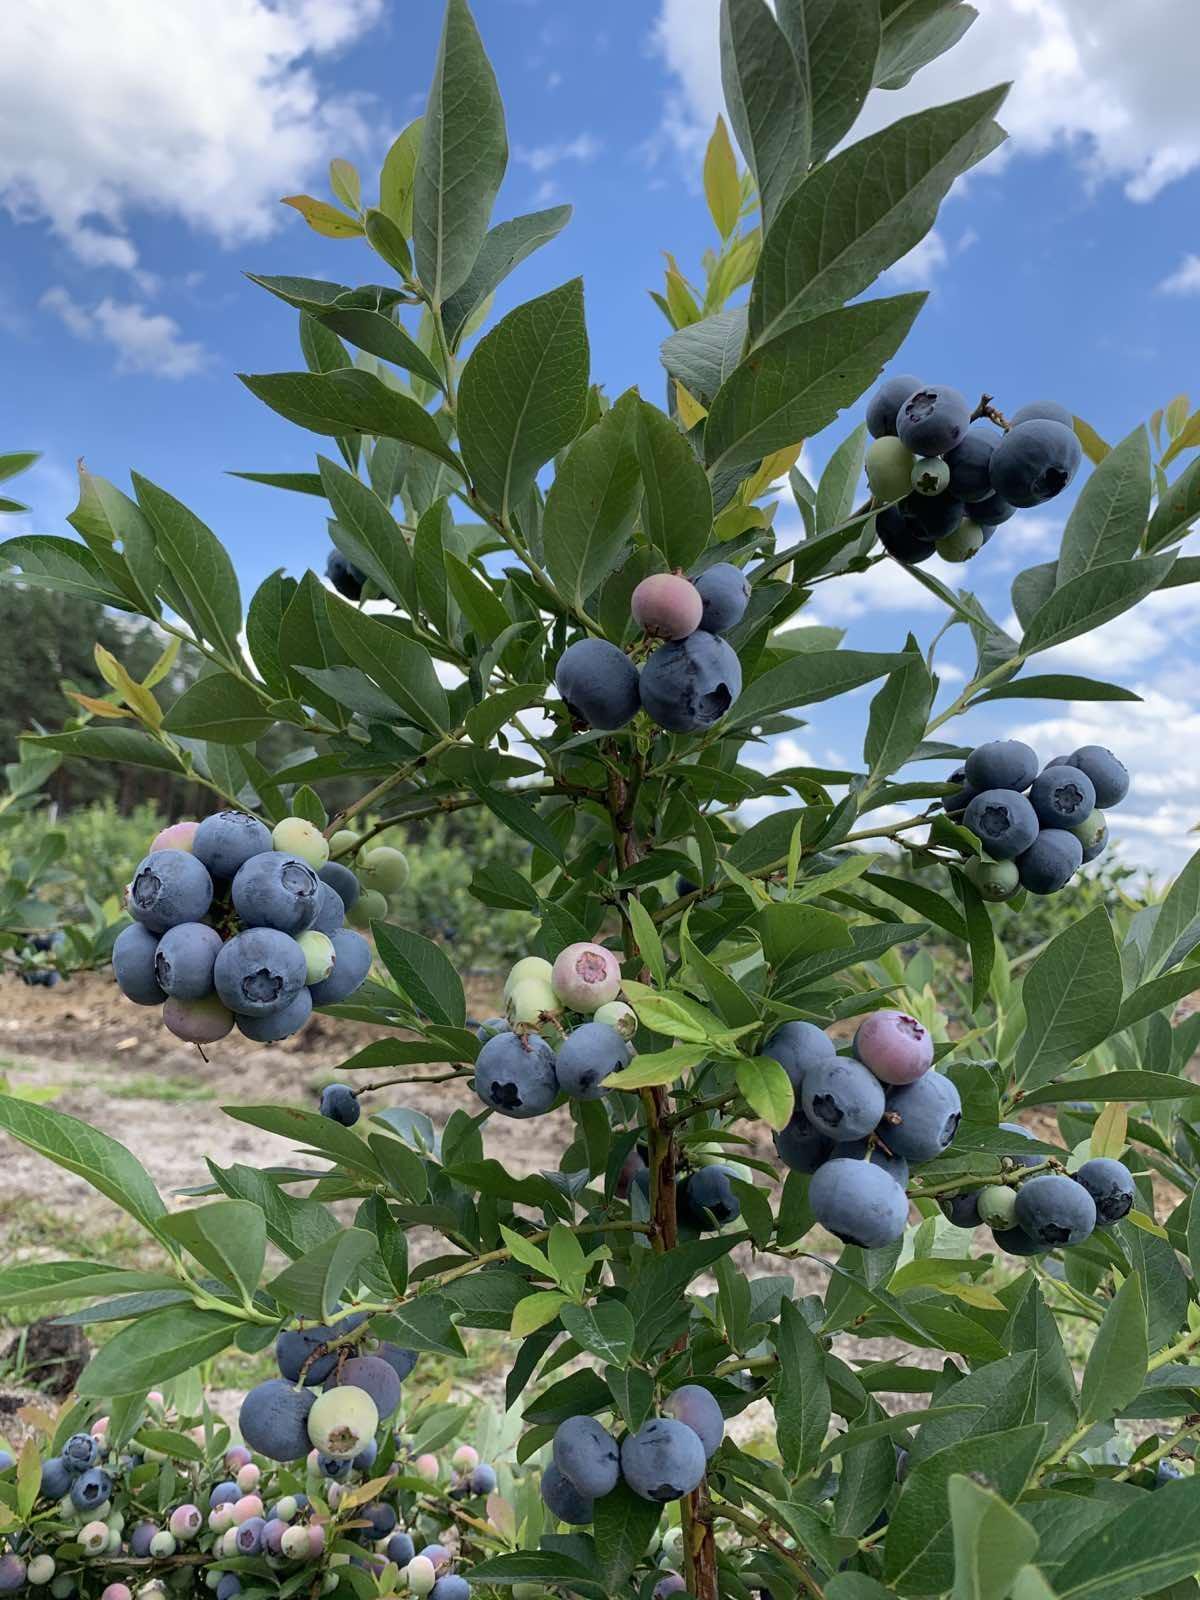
[649,0,1200,203]
[40,288,209,380]
[1158,255,1200,297]
[0,0,383,277]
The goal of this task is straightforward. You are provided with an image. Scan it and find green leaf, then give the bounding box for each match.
[131,475,243,662]
[626,896,666,989]
[1146,847,1200,974]
[1056,426,1150,586]
[1017,1071,1200,1109]
[543,390,642,611]
[660,309,748,405]
[560,1301,634,1368]
[609,1045,708,1091]
[877,0,978,89]
[971,674,1140,705]
[628,1237,737,1358]
[750,88,1006,345]
[732,648,910,726]
[864,646,934,779]
[444,551,510,641]
[0,1262,181,1312]
[0,534,137,609]
[0,450,39,484]
[325,592,451,734]
[1146,454,1200,551]
[372,924,466,1028]
[221,1104,381,1180]
[1078,1271,1147,1425]
[20,727,187,775]
[720,0,810,225]
[458,279,589,520]
[442,205,573,346]
[592,1476,663,1591]
[708,295,926,476]
[0,1094,166,1237]
[948,1475,1040,1600]
[465,1552,602,1593]
[1115,966,1200,1032]
[1021,553,1176,654]
[1050,1478,1200,1600]
[380,117,422,235]
[162,674,274,743]
[736,1055,794,1131]
[318,456,417,610]
[774,1296,831,1475]
[957,871,996,1013]
[265,1227,378,1320]
[636,399,714,570]
[314,306,444,392]
[239,370,464,477]
[158,1202,266,1303]
[775,0,881,166]
[77,1305,243,1397]
[1014,908,1122,1091]
[413,0,508,305]
[816,423,868,533]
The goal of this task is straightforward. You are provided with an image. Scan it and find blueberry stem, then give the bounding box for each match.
[710,1497,826,1598]
[1112,1419,1200,1483]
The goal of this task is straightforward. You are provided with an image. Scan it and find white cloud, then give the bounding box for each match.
[1158,254,1200,296]
[886,230,949,288]
[515,133,603,175]
[0,0,382,276]
[649,0,1200,203]
[40,288,208,379]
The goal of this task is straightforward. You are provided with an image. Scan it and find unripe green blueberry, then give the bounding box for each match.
[219,1528,240,1558]
[503,955,554,1000]
[321,1576,338,1595]
[407,1556,437,1596]
[935,519,986,563]
[911,456,951,496]
[28,1556,56,1585]
[272,817,330,869]
[273,1495,299,1523]
[80,1521,110,1555]
[965,855,1020,902]
[209,1504,235,1533]
[507,975,561,1026]
[307,1385,379,1459]
[551,941,622,1014]
[359,846,409,894]
[280,1525,310,1560]
[977,1185,1017,1228]
[594,999,638,1040]
[297,930,336,984]
[1071,810,1108,856]
[347,888,387,928]
[51,1577,75,1600]
[866,436,916,502]
[149,1532,176,1559]
[329,829,360,857]
[105,1529,120,1552]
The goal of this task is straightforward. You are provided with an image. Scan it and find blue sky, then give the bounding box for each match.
[3,0,1199,874]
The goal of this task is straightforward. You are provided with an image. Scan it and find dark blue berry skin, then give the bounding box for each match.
[128,849,214,933]
[1068,745,1129,808]
[972,489,1016,526]
[895,385,970,456]
[989,418,1081,507]
[320,1084,360,1126]
[840,1138,910,1187]
[639,632,742,733]
[216,1576,242,1600]
[309,928,372,1005]
[386,1533,416,1565]
[963,789,1040,861]
[1074,1157,1135,1225]
[999,1121,1041,1167]
[327,549,366,600]
[275,1314,364,1385]
[473,1031,559,1119]
[379,1343,418,1382]
[943,767,977,819]
[214,928,307,1016]
[903,488,965,540]
[553,1415,621,1498]
[876,505,937,565]
[112,924,168,1005]
[318,860,360,911]
[231,852,321,936]
[311,881,347,937]
[1156,1459,1185,1486]
[192,811,273,880]
[209,1481,239,1507]
[621,1419,707,1503]
[69,1467,112,1511]
[1009,400,1073,429]
[694,562,751,634]
[965,741,1038,792]
[555,1022,630,1100]
[555,638,641,731]
[39,1457,72,1500]
[866,373,922,439]
[1014,1174,1096,1248]
[992,1225,1045,1257]
[238,986,313,1042]
[809,1158,908,1249]
[469,1463,498,1494]
[541,1460,594,1524]
[239,1378,316,1462]
[1029,765,1096,828]
[153,922,222,1000]
[881,1073,962,1162]
[942,1190,981,1228]
[802,1056,886,1143]
[62,1433,100,1474]
[361,1502,397,1538]
[680,1166,741,1228]
[944,426,1000,502]
[761,1021,836,1091]
[774,1108,834,1174]
[1017,829,1084,895]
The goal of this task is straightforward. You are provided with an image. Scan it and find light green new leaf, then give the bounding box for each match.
[458,279,589,520]
[948,1475,1039,1600]
[604,1045,708,1091]
[1079,1271,1147,1424]
[379,118,422,236]
[736,1055,794,1130]
[636,400,713,570]
[1021,553,1176,654]
[1014,908,1122,1090]
[413,0,507,305]
[1056,426,1150,586]
[543,390,642,610]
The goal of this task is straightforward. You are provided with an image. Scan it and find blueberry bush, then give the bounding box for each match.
[5,2,1200,1596]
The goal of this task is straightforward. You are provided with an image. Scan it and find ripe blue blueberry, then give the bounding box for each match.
[964,740,1038,792]
[318,861,360,912]
[353,1439,379,1473]
[653,1576,687,1599]
[475,1015,509,1043]
[663,1385,724,1458]
[0,1557,25,1593]
[217,1574,243,1600]
[386,1533,416,1565]
[989,419,1081,507]
[127,849,213,933]
[320,1084,359,1126]
[540,1460,594,1524]
[903,487,965,540]
[555,1022,630,1100]
[801,1057,886,1143]
[360,1501,397,1539]
[472,1031,559,1119]
[880,1072,962,1162]
[239,1379,317,1461]
[318,1452,352,1479]
[1017,828,1084,895]
[866,372,923,439]
[555,638,641,731]
[944,426,1000,502]
[235,1516,265,1555]
[69,1467,112,1511]
[774,1108,834,1174]
[328,1355,402,1418]
[1067,745,1129,808]
[761,1020,836,1092]
[327,549,365,601]
[129,1520,157,1556]
[942,1190,981,1228]
[379,1343,418,1382]
[552,1415,620,1498]
[1013,1173,1096,1247]
[214,928,307,1016]
[992,1224,1045,1257]
[963,789,1040,861]
[232,852,320,935]
[639,632,742,732]
[895,385,970,456]
[971,488,1016,526]
[1029,764,1096,828]
[999,1121,1041,1168]
[112,917,169,1007]
[694,562,751,634]
[308,929,372,1005]
[39,1457,72,1500]
[209,1481,239,1507]
[237,986,313,1042]
[467,1463,497,1495]
[680,1165,741,1228]
[311,881,347,937]
[1009,400,1073,429]
[943,766,977,818]
[153,922,222,1001]
[838,1138,910,1187]
[1156,1460,1185,1486]
[809,1158,908,1249]
[1074,1157,1135,1225]
[429,1580,470,1600]
[62,1432,100,1473]
[621,1418,706,1503]
[192,811,273,880]
[875,505,937,565]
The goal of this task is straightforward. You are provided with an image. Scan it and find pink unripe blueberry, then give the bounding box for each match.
[169,1504,202,1540]
[631,573,703,640]
[233,1494,264,1524]
[91,1416,110,1437]
[420,1544,450,1571]
[164,993,234,1044]
[209,1504,235,1533]
[280,1525,310,1561]
[853,1009,934,1085]
[551,942,622,1014]
[150,821,198,854]
[225,1445,252,1469]
[451,1444,479,1471]
[236,1462,260,1491]
[102,1586,132,1600]
[307,1524,326,1559]
[415,1452,440,1482]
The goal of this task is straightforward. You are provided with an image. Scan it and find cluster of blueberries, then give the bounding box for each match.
[943,1147,1136,1256]
[554,564,750,736]
[543,1385,725,1527]
[469,943,638,1118]
[109,812,376,1046]
[947,739,1129,899]
[864,374,1081,566]
[16,929,64,988]
[766,1012,960,1248]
